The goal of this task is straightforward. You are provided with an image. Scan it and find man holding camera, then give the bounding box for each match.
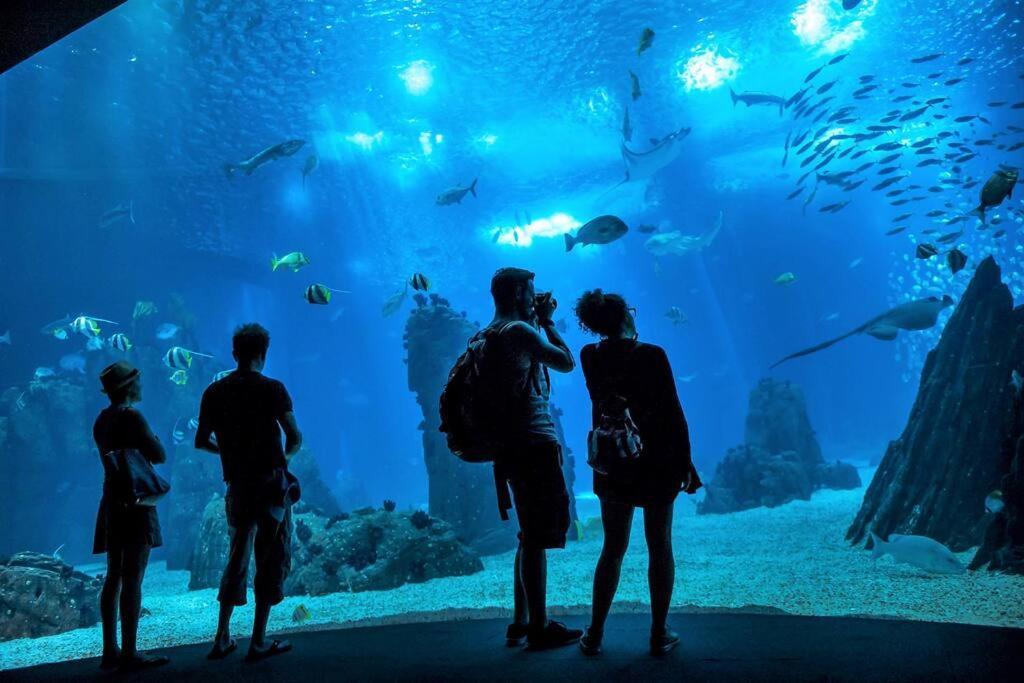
[483,267,580,651]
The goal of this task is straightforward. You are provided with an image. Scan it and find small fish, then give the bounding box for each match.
[637,223,659,233]
[436,179,478,205]
[946,248,968,274]
[155,323,180,340]
[0,330,9,346]
[804,65,824,83]
[109,333,132,352]
[774,272,797,286]
[665,306,688,325]
[628,70,643,101]
[917,158,942,168]
[53,328,69,340]
[873,176,905,191]
[944,77,964,86]
[382,285,409,317]
[271,252,311,272]
[621,106,632,142]
[301,154,319,187]
[849,257,863,269]
[957,57,974,66]
[985,490,1004,515]
[899,106,930,122]
[816,79,838,95]
[99,201,135,229]
[823,312,840,321]
[925,210,945,217]
[885,227,907,235]
[171,418,186,445]
[410,273,430,291]
[636,27,655,56]
[169,369,188,386]
[828,53,848,65]
[34,367,56,380]
[132,301,158,320]
[916,243,939,259]
[292,604,312,624]
[305,284,333,305]
[910,53,943,63]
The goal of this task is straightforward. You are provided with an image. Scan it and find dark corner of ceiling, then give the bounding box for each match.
[0,0,127,75]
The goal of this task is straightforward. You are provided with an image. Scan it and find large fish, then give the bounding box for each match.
[869,532,964,575]
[618,127,691,184]
[770,295,955,368]
[729,88,786,116]
[644,211,722,257]
[224,139,305,177]
[972,168,1018,222]
[564,215,628,251]
[436,179,478,205]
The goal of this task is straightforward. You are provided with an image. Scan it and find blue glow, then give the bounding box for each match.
[345,131,384,151]
[490,212,581,248]
[399,60,435,95]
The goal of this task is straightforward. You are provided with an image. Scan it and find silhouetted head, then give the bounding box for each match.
[491,267,535,319]
[100,361,142,404]
[233,322,270,370]
[575,289,636,339]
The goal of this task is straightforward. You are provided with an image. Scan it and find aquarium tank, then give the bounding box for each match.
[1,0,1023,670]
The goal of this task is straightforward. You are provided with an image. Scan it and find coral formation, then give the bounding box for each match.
[0,552,101,641]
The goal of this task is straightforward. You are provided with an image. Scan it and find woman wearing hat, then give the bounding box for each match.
[93,361,169,671]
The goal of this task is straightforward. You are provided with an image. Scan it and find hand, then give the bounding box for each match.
[535,292,557,323]
[682,464,703,494]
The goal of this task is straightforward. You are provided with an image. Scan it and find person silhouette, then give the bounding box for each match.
[573,290,701,656]
[93,361,170,671]
[195,323,302,662]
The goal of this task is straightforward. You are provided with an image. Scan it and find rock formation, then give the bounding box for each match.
[404,293,578,554]
[848,257,1024,555]
[189,498,483,595]
[699,378,861,515]
[0,552,101,641]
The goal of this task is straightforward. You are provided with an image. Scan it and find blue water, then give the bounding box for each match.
[0,0,1022,556]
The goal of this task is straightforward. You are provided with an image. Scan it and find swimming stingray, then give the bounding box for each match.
[618,126,692,184]
[770,295,955,369]
[644,211,722,257]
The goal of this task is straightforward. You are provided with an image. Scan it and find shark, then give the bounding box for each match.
[729,88,787,116]
[644,211,723,257]
[770,295,955,369]
[619,126,691,184]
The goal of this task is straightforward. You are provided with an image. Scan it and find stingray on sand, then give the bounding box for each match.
[770,295,955,368]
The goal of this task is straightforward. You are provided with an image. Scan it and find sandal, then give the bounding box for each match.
[245,638,292,662]
[207,638,238,660]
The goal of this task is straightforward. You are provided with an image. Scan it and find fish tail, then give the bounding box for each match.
[223,163,235,179]
[970,205,986,223]
[869,531,887,559]
[729,87,738,107]
[469,178,478,198]
[564,233,576,252]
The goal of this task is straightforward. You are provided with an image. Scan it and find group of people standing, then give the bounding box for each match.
[90,267,699,671]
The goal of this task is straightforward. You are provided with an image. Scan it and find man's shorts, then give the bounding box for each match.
[501,441,570,550]
[217,486,292,606]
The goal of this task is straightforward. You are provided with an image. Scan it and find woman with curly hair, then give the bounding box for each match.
[573,289,702,657]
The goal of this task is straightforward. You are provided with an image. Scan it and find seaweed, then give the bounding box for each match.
[382,499,397,512]
[410,510,433,530]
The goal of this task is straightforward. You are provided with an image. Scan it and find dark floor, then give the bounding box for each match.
[6,612,1023,682]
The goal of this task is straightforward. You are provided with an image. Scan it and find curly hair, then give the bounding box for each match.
[233,322,271,363]
[575,289,629,337]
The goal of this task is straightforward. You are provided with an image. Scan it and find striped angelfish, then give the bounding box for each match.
[304,284,349,305]
[163,346,213,370]
[410,273,430,291]
[109,333,132,352]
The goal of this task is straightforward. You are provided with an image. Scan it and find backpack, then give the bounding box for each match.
[586,343,643,475]
[439,323,513,463]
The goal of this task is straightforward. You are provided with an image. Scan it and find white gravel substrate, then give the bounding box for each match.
[3,467,1022,670]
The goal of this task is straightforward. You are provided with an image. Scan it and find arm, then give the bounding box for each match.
[579,346,601,427]
[132,411,167,464]
[650,347,701,492]
[506,321,575,373]
[275,382,302,459]
[194,389,220,454]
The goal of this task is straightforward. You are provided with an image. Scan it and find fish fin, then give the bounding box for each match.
[469,178,477,198]
[223,163,235,178]
[564,233,575,252]
[271,254,279,271]
[729,87,737,106]
[869,532,887,559]
[129,200,135,225]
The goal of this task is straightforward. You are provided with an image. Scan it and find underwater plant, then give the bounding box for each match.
[410,510,434,530]
[382,499,397,512]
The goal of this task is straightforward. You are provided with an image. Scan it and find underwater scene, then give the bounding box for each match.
[1,0,1024,669]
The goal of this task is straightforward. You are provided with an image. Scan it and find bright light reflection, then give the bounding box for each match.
[679,48,741,91]
[400,60,434,95]
[345,131,383,150]
[492,212,581,248]
[791,0,873,54]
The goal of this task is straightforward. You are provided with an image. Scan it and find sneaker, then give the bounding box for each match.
[650,629,680,656]
[578,627,603,656]
[526,621,583,651]
[505,622,529,647]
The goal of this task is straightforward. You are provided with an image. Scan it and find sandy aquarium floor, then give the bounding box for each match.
[3,467,1023,670]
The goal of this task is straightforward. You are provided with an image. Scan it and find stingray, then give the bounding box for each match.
[770,295,955,369]
[619,126,692,183]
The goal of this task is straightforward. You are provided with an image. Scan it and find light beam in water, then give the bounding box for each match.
[399,60,435,95]
[490,212,581,248]
[678,47,741,91]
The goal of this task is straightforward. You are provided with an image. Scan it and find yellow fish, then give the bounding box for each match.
[169,369,188,385]
[292,604,312,624]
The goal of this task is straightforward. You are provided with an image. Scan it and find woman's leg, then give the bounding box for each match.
[643,501,675,635]
[100,548,124,660]
[118,545,151,659]
[588,500,634,634]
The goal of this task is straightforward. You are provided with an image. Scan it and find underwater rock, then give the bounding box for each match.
[188,494,252,591]
[286,508,483,596]
[163,446,221,571]
[848,257,1024,554]
[287,449,341,517]
[699,379,860,515]
[971,432,1024,573]
[0,552,102,641]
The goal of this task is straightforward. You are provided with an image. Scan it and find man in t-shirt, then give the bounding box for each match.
[195,323,302,662]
